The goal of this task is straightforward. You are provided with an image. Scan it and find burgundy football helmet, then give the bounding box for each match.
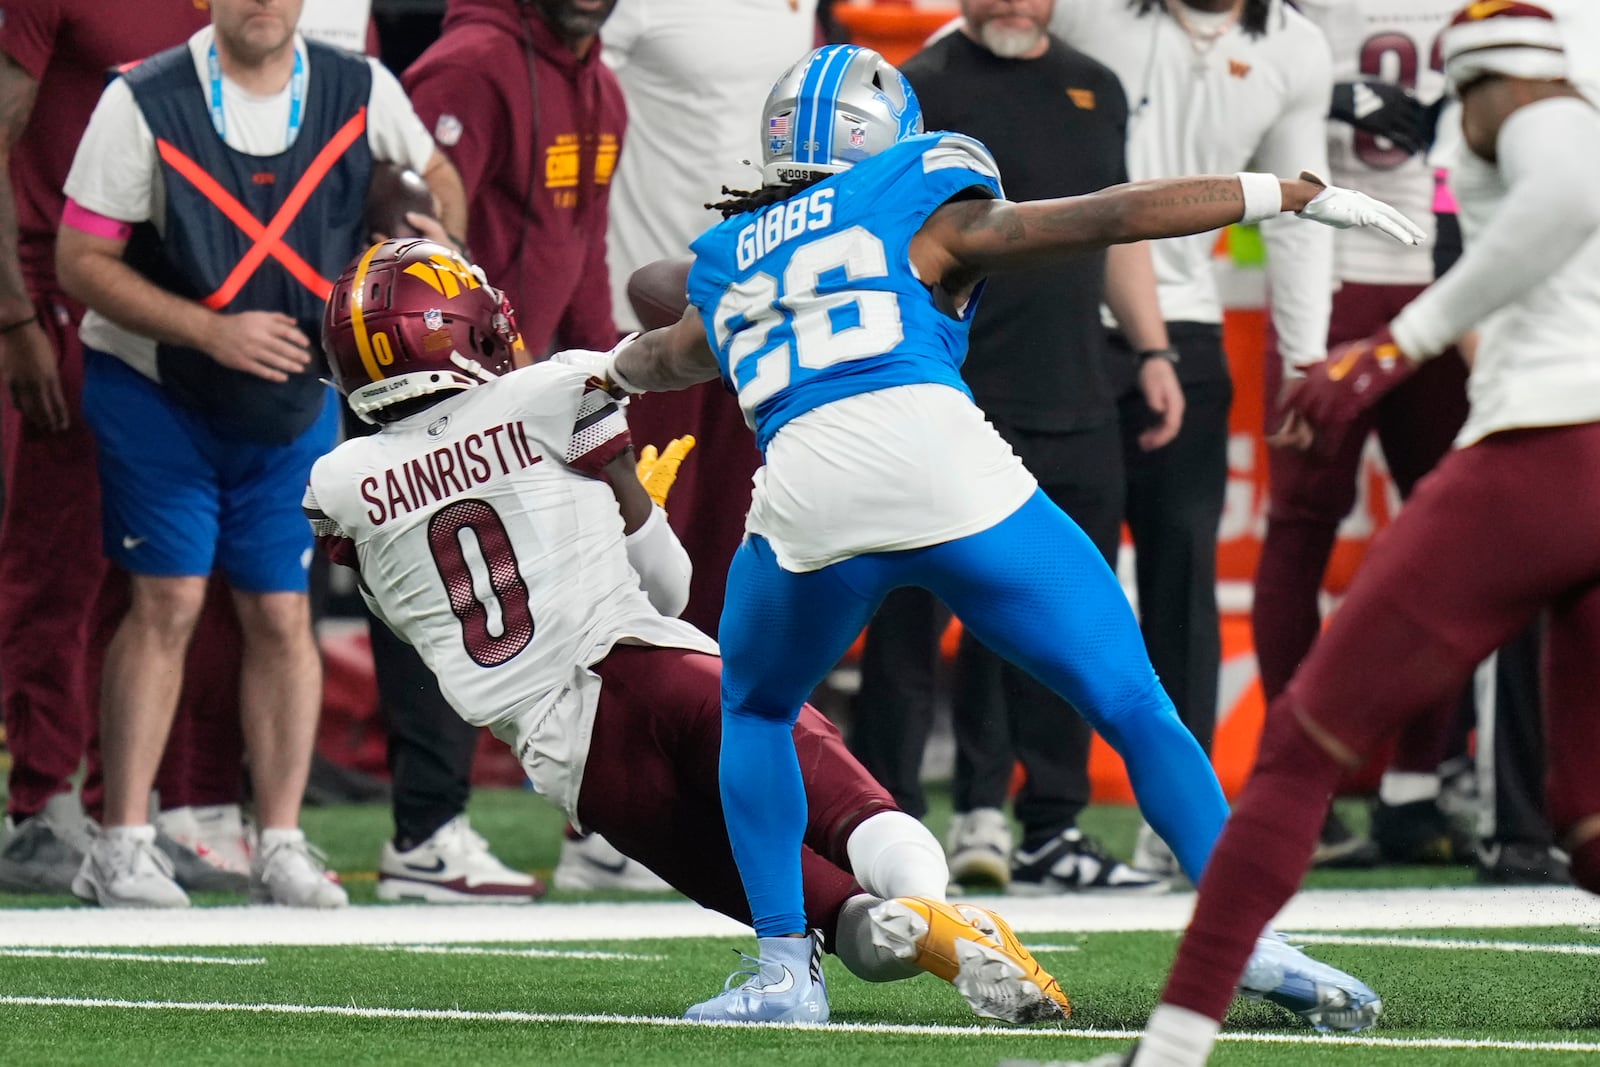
[323,238,524,423]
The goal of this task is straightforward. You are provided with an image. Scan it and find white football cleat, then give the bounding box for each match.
[684,933,829,1024]
[72,825,190,909]
[251,829,348,908]
[1242,932,1382,1032]
[377,815,544,903]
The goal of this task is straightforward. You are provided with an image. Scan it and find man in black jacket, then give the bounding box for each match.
[850,0,1181,895]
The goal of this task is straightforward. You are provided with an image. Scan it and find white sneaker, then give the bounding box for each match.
[377,815,545,903]
[553,832,671,891]
[72,825,190,908]
[946,807,1012,890]
[155,804,252,878]
[193,804,253,875]
[1132,822,1188,886]
[0,792,96,894]
[252,829,348,908]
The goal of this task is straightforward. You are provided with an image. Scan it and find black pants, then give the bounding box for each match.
[365,608,482,848]
[1477,621,1552,848]
[848,419,1124,840]
[1107,323,1231,753]
[849,584,948,818]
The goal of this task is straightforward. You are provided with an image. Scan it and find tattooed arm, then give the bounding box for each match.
[0,51,65,432]
[910,175,1325,296]
[609,305,723,394]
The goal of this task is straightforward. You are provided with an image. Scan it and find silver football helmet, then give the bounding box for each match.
[760,44,924,186]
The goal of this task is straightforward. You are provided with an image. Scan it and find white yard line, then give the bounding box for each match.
[2,995,1598,1056]
[1283,933,1600,955]
[0,948,263,965]
[1,886,1594,948]
[367,944,666,961]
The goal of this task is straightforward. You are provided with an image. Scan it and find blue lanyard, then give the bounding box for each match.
[207,41,305,145]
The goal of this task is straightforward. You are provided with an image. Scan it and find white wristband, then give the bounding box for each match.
[1236,172,1284,225]
[605,353,647,395]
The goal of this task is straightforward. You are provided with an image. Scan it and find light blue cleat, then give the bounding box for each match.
[685,933,830,1024]
[1241,933,1383,1032]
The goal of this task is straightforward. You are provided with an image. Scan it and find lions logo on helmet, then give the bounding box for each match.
[322,238,523,424]
[761,44,924,186]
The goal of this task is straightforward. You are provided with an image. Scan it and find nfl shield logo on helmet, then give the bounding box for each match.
[423,308,444,331]
[850,126,867,149]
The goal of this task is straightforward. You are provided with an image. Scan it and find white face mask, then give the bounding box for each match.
[979,21,1046,59]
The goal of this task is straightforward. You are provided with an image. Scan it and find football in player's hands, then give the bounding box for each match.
[365,162,437,240]
[627,257,694,331]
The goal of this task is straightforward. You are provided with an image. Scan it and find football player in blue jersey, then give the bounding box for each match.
[590,44,1421,1027]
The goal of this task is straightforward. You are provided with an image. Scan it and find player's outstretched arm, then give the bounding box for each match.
[915,174,1422,288]
[608,306,722,395]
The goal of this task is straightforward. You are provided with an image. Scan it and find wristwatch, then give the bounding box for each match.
[1137,346,1181,366]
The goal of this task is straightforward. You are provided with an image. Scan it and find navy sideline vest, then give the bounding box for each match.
[124,40,373,445]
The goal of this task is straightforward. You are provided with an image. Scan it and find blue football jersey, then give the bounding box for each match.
[687,132,1004,451]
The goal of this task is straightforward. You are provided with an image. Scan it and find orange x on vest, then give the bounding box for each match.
[156,106,368,309]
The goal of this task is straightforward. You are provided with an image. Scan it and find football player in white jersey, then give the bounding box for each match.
[1052,4,1600,1063]
[1257,0,1473,869]
[305,237,1071,1026]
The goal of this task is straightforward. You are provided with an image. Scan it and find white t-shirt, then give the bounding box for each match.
[1299,0,1455,286]
[306,363,718,824]
[602,0,818,331]
[1050,0,1336,367]
[64,26,436,377]
[297,0,371,55]
[748,383,1039,572]
[1390,98,1600,447]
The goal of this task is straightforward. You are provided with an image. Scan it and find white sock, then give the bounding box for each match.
[1379,771,1441,807]
[1131,1003,1221,1067]
[103,824,156,844]
[259,827,305,850]
[845,810,949,901]
[833,894,921,983]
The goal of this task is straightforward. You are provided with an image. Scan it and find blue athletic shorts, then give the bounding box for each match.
[82,347,339,592]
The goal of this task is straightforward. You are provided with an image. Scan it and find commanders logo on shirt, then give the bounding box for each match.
[435,114,464,147]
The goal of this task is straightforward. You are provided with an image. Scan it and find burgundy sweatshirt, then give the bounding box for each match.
[404,0,624,355]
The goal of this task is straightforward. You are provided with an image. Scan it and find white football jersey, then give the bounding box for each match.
[306,361,716,821]
[1300,0,1457,284]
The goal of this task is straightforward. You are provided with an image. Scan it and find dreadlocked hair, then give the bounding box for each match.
[1130,0,1275,40]
[707,175,827,219]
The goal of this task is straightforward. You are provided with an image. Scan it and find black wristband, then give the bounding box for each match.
[0,314,37,335]
[1137,346,1180,366]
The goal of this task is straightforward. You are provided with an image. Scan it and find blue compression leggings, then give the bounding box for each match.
[717,489,1229,937]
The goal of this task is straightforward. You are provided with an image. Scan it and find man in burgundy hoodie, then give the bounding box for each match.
[404,0,623,358]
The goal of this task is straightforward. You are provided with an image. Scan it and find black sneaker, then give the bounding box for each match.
[155,831,248,894]
[1009,828,1169,895]
[1476,840,1572,885]
[1312,809,1380,868]
[1371,799,1472,865]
